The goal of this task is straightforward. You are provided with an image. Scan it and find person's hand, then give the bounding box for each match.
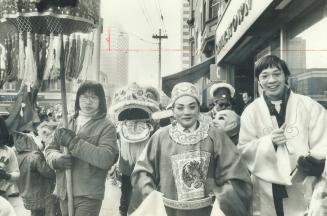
[54,128,77,147]
[142,185,154,198]
[53,154,72,170]
[271,124,287,146]
[297,155,325,177]
[0,170,11,180]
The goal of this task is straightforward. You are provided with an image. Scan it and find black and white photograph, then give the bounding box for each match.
[0,0,327,215]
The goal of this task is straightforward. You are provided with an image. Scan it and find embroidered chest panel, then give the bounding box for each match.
[171,151,211,201]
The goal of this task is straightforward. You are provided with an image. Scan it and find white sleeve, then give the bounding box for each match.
[238,107,291,185]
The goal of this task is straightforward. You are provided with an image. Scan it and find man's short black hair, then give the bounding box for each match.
[255,55,291,79]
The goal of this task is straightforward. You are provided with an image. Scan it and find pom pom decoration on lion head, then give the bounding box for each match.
[109,82,161,124]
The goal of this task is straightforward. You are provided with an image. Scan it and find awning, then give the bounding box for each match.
[162,56,215,96]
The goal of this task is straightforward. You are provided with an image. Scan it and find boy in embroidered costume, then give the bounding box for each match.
[238,55,327,216]
[131,82,252,216]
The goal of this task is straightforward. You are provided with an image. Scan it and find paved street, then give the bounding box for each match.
[100,178,121,216]
[11,178,121,216]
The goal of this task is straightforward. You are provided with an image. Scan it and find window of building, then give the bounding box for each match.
[209,0,218,19]
[285,3,327,107]
[202,1,207,30]
[217,0,229,21]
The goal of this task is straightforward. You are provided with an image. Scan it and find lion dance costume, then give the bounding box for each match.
[109,83,161,215]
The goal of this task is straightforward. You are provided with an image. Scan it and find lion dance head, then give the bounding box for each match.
[109,82,161,175]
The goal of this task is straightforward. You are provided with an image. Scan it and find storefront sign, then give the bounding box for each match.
[216,0,273,63]
[216,0,252,55]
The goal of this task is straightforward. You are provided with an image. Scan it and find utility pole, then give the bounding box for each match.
[152,28,168,90]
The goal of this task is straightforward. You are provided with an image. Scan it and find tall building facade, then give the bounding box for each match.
[163,0,220,107]
[100,25,129,101]
[215,0,327,107]
[181,0,191,70]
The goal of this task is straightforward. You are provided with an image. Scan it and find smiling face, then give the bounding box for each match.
[79,91,100,114]
[173,96,200,129]
[258,67,287,100]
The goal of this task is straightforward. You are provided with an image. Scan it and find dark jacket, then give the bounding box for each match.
[14,132,55,210]
[45,113,118,200]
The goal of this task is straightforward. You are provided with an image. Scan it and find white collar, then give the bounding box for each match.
[270,100,282,113]
[170,121,210,145]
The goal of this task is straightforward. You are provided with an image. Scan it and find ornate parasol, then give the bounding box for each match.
[0,0,99,34]
[0,1,101,215]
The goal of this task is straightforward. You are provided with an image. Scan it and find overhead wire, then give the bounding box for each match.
[107,28,157,45]
[154,0,167,33]
[129,31,157,45]
[137,0,156,33]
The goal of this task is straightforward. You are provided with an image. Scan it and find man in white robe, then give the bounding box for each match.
[238,55,327,216]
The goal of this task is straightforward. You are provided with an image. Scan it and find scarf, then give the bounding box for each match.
[263,88,291,216]
[76,110,97,132]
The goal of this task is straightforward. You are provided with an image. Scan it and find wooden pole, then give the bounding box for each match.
[152,28,168,90]
[59,34,74,216]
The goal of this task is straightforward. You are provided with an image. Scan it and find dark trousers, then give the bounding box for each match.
[272,184,288,216]
[60,196,102,216]
[119,175,132,216]
[31,208,45,216]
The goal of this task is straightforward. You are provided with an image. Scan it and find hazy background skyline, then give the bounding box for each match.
[100,0,182,88]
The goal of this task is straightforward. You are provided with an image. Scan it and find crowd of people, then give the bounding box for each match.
[0,55,327,216]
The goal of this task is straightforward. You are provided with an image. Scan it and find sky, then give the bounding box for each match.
[100,0,182,87]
